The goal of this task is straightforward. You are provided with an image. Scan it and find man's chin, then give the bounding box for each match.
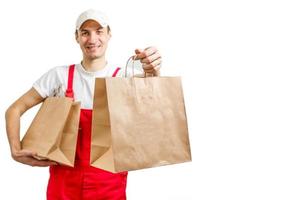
[86,54,102,60]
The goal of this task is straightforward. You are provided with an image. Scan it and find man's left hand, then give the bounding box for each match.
[135,46,162,76]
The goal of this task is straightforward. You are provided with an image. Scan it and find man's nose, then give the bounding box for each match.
[88,32,97,43]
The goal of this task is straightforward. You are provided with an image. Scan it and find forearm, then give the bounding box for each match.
[5,88,44,156]
[5,105,22,155]
[5,93,56,167]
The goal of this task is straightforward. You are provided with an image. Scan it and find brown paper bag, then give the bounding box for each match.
[91,77,191,173]
[21,97,81,167]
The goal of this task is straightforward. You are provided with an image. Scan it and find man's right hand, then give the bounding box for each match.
[12,149,57,167]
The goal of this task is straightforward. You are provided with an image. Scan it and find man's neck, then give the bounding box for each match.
[81,57,107,72]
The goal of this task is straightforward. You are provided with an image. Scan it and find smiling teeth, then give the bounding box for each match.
[87,46,100,49]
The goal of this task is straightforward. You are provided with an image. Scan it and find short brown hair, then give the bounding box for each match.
[75,25,111,34]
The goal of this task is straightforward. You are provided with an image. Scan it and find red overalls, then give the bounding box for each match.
[47,65,128,200]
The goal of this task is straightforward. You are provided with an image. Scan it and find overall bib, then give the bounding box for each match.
[47,65,127,200]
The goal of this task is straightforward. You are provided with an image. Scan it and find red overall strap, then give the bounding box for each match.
[65,65,119,98]
[65,64,75,98]
[112,67,121,77]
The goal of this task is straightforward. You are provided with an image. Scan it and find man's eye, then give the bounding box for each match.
[97,30,104,34]
[81,32,88,36]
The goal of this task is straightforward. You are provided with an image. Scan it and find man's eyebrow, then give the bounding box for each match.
[80,27,103,32]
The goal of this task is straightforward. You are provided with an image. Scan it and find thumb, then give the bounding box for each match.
[134,48,144,60]
[135,48,143,54]
[19,149,37,157]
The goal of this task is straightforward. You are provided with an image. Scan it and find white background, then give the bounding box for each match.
[0,0,300,199]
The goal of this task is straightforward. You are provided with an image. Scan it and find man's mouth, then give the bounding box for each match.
[86,45,101,50]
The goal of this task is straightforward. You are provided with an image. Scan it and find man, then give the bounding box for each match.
[5,9,161,200]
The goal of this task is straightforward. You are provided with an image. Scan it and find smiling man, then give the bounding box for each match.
[5,9,161,200]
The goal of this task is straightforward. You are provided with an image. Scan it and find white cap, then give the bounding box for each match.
[76,9,109,30]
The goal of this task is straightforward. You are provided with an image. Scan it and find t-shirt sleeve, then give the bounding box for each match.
[33,67,63,98]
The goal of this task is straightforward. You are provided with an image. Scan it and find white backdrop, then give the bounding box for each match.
[0,0,300,199]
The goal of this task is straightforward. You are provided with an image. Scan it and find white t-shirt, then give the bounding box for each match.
[33,63,135,109]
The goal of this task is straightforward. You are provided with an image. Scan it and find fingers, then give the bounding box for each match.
[16,156,54,167]
[13,150,58,167]
[135,46,158,60]
[142,58,162,73]
[31,160,58,167]
[141,52,161,64]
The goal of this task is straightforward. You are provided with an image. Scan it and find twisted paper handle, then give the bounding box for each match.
[125,55,153,78]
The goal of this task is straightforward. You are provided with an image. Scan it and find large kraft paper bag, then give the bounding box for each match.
[21,97,80,167]
[91,77,191,173]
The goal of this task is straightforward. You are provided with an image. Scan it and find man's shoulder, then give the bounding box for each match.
[36,64,74,82]
[53,64,72,71]
[47,64,73,75]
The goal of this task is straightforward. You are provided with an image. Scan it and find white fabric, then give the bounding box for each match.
[76,9,109,30]
[33,63,132,109]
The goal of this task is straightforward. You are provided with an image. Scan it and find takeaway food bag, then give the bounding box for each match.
[21,97,80,167]
[91,76,191,173]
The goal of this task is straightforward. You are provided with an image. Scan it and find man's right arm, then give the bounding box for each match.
[5,87,57,167]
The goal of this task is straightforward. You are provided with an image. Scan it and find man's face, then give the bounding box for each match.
[76,20,111,60]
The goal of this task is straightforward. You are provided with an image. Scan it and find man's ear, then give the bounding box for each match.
[108,30,112,40]
[75,31,79,43]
